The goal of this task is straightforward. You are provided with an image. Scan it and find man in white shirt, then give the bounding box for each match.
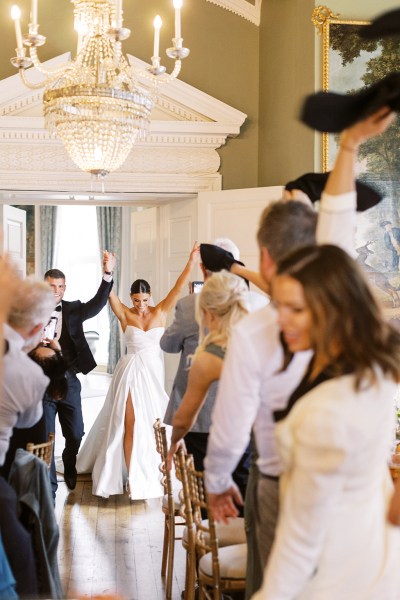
[204,107,395,598]
[1,278,55,466]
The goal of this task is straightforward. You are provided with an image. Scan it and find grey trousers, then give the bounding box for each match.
[244,462,263,600]
[255,475,280,570]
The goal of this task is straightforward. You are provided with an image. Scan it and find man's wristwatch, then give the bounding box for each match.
[104,271,113,275]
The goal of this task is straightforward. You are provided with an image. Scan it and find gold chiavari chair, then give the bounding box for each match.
[185,455,247,600]
[174,447,197,600]
[153,419,186,599]
[26,432,54,469]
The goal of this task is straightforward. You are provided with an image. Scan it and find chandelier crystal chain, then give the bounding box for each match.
[10,0,189,177]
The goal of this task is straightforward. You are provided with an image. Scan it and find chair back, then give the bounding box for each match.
[174,448,193,525]
[153,418,171,496]
[178,453,247,600]
[186,456,220,580]
[26,432,54,469]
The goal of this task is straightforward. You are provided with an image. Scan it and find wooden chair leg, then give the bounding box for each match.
[166,513,175,599]
[184,545,197,600]
[161,515,169,577]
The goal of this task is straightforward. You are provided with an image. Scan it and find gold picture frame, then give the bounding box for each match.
[312,6,369,171]
[312,6,400,319]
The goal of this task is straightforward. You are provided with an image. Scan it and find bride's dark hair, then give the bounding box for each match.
[130,279,151,295]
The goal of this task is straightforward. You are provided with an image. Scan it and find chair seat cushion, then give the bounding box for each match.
[162,488,181,511]
[199,543,247,579]
[182,517,246,547]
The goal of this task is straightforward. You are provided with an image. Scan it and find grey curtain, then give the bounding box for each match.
[96,206,122,373]
[40,206,58,275]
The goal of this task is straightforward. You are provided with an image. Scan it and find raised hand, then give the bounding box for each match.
[103,250,117,274]
[189,241,200,266]
[340,106,396,151]
[0,253,20,320]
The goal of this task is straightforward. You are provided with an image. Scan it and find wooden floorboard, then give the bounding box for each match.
[56,476,186,599]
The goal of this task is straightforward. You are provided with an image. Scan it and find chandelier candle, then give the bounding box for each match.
[153,15,162,61]
[11,6,23,51]
[173,0,182,40]
[30,0,38,28]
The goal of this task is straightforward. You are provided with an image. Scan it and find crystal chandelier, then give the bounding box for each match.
[10,0,189,177]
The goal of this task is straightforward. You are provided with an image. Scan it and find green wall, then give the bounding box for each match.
[258,0,315,186]
[321,1,400,18]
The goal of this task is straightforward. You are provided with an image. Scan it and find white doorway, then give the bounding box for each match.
[54,205,110,367]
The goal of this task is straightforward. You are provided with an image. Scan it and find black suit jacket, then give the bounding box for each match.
[61,278,113,374]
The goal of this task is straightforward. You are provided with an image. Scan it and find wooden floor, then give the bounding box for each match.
[53,373,186,600]
[55,475,186,600]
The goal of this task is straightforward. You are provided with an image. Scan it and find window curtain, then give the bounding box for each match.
[40,206,58,275]
[96,206,122,373]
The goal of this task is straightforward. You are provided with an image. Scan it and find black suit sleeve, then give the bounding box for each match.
[80,278,113,322]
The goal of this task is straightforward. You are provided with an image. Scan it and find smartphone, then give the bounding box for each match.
[189,281,204,294]
[43,316,57,342]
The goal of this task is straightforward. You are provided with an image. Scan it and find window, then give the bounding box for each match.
[54,205,110,366]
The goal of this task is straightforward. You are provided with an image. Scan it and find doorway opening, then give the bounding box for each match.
[54,205,110,367]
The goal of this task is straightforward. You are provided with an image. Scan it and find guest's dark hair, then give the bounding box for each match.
[130,279,151,295]
[257,200,317,263]
[28,346,68,401]
[44,268,66,280]
[276,244,400,389]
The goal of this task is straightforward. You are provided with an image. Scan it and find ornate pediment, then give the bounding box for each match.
[206,0,262,26]
[0,55,246,198]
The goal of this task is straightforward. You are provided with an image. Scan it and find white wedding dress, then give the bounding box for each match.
[76,325,169,500]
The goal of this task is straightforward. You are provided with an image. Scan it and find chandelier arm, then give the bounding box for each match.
[18,68,52,90]
[29,47,73,78]
[140,58,183,84]
[170,60,182,80]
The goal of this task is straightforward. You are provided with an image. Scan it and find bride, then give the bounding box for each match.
[76,243,200,499]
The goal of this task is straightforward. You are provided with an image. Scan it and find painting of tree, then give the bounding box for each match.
[315,7,400,322]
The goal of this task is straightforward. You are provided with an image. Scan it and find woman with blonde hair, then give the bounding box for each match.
[167,270,249,470]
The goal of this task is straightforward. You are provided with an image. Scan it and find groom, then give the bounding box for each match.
[43,252,116,498]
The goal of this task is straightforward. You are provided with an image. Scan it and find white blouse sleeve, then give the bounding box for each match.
[253,404,349,600]
[316,191,357,258]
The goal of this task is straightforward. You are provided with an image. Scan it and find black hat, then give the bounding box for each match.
[285,172,383,212]
[200,244,249,288]
[300,72,400,133]
[200,243,244,272]
[360,9,400,39]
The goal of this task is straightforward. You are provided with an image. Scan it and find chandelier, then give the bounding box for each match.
[10,0,189,177]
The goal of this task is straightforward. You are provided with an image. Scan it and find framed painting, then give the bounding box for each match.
[313,5,400,324]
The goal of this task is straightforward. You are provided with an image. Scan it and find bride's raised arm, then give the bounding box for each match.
[157,242,200,314]
[108,288,130,328]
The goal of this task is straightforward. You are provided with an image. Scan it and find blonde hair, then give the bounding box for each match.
[194,270,248,355]
[8,277,55,331]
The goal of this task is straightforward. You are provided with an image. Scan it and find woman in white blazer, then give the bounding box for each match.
[253,244,400,600]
